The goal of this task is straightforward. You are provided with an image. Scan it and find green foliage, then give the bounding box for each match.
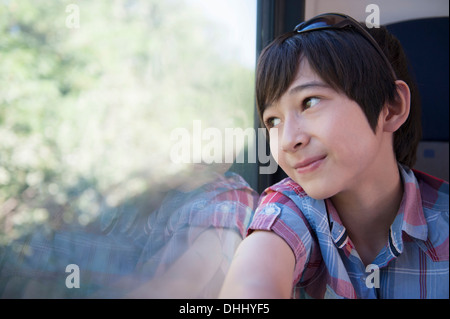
[0,0,255,244]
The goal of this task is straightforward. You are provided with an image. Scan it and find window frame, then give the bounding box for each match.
[254,0,306,193]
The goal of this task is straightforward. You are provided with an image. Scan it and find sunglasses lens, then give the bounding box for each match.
[297,21,329,32]
[295,14,347,32]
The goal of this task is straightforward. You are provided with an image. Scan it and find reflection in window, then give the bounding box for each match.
[0,0,257,298]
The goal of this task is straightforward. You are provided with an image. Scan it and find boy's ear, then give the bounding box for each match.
[382,80,411,133]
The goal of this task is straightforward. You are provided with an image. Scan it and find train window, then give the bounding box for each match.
[0,1,257,231]
[0,0,258,298]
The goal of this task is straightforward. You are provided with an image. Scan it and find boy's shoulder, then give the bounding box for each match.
[258,177,318,214]
[261,177,309,202]
[410,169,448,262]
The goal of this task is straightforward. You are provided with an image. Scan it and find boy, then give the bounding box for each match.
[219,13,448,299]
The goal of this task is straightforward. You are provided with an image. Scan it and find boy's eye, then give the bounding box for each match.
[303,97,320,109]
[265,117,281,128]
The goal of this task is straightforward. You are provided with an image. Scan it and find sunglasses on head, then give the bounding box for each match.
[294,13,397,79]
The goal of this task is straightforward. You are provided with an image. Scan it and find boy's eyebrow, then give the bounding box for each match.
[264,81,332,112]
[288,81,331,95]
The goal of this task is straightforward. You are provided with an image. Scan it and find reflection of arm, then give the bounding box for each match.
[219,230,295,299]
[126,227,241,299]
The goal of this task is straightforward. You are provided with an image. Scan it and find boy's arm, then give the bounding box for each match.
[219,230,295,299]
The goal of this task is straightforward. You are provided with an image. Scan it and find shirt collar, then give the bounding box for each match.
[325,199,348,248]
[396,164,428,241]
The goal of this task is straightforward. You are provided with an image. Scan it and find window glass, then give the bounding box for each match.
[0,0,257,298]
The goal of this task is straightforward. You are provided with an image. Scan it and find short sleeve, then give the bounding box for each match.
[248,191,313,284]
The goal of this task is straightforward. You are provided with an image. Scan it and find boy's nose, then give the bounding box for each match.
[279,116,309,153]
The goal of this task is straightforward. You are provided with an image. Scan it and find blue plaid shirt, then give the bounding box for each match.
[249,165,449,299]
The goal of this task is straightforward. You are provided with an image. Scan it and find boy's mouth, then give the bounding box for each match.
[293,155,327,174]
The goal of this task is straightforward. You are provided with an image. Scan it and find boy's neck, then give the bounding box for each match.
[330,161,404,266]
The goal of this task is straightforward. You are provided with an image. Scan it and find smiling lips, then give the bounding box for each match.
[294,155,327,174]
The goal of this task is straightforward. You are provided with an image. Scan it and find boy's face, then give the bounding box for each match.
[262,59,388,200]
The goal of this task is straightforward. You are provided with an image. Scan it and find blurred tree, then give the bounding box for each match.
[0,0,255,244]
